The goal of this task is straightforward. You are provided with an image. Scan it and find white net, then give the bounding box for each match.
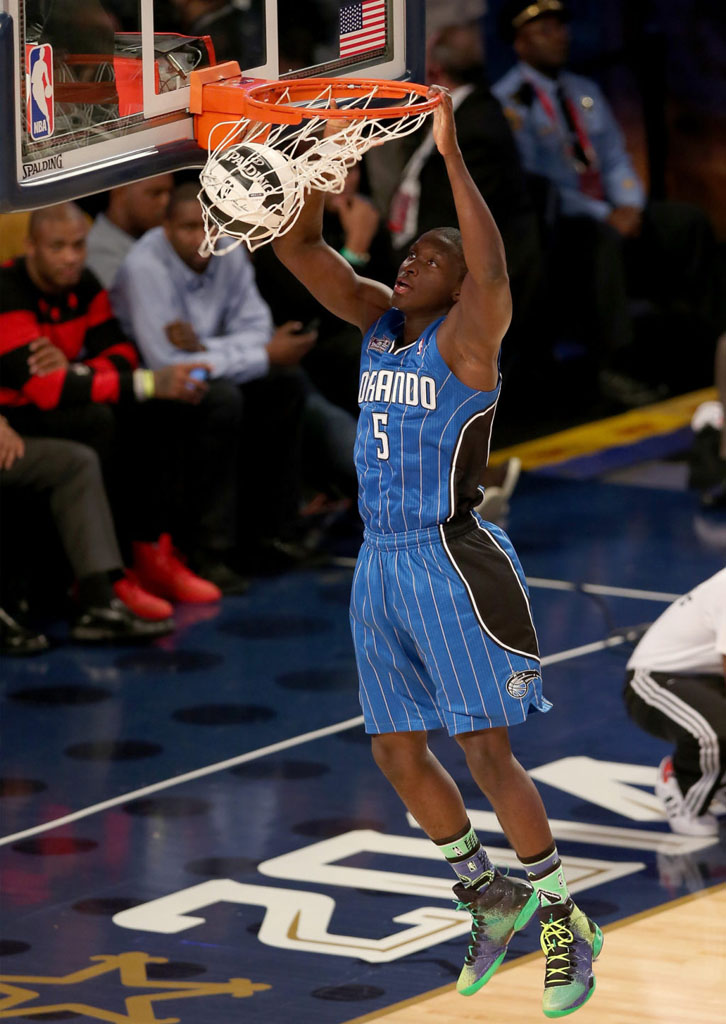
[198,80,436,254]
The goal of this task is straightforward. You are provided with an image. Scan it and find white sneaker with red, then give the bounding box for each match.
[476,458,522,526]
[113,571,174,622]
[654,755,719,837]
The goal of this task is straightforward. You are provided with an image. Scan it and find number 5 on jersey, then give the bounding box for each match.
[372,412,390,460]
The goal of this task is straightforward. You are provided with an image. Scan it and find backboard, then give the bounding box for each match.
[0,0,425,212]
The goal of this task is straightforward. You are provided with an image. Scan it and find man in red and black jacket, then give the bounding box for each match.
[0,203,202,415]
[0,202,228,620]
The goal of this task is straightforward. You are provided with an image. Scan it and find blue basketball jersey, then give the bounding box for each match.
[355,308,500,534]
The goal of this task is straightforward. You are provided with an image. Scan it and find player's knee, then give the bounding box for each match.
[455,728,513,781]
[370,733,400,777]
[371,732,426,781]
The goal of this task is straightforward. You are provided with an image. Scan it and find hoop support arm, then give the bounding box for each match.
[189,61,243,115]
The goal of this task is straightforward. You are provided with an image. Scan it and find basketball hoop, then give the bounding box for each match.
[191,69,442,254]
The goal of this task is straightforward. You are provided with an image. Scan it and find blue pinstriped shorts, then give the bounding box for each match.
[349,515,552,735]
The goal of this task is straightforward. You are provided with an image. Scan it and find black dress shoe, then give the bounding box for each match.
[70,597,173,643]
[598,370,669,409]
[0,606,50,656]
[188,555,250,595]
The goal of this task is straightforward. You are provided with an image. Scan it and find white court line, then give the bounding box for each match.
[540,635,626,665]
[0,638,626,848]
[526,577,680,602]
[331,561,681,603]
[0,716,365,848]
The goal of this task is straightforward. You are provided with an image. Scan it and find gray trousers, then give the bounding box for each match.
[0,437,122,579]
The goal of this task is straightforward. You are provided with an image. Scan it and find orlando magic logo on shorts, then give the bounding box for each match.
[505,669,542,699]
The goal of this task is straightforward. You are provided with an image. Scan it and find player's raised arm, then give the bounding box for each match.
[272,175,391,334]
[432,86,513,391]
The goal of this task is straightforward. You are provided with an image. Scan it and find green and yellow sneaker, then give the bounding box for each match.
[454,873,539,996]
[538,898,604,1017]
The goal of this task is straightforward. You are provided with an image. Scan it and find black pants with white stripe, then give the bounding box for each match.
[624,669,726,815]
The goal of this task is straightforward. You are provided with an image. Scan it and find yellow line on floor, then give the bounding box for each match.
[490,387,715,471]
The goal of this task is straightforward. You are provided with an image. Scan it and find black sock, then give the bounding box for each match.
[77,572,114,609]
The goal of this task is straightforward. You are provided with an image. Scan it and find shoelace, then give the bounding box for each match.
[455,890,494,964]
[453,872,499,963]
[540,918,575,985]
[454,898,483,962]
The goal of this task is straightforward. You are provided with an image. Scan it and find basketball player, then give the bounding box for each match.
[272,86,602,1017]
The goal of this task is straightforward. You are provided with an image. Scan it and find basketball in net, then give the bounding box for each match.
[194,76,442,253]
[199,141,299,248]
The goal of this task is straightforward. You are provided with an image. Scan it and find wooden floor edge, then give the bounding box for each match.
[341,881,726,1024]
[488,386,716,470]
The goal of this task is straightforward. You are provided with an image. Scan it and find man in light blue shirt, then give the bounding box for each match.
[111,187,313,384]
[112,182,318,577]
[492,0,720,408]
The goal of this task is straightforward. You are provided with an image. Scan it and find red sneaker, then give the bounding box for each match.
[132,534,222,604]
[113,571,174,622]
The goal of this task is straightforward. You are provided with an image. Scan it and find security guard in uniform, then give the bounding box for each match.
[492,0,721,407]
[493,0,644,223]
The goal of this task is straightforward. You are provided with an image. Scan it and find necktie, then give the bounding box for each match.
[554,82,604,198]
[555,84,591,169]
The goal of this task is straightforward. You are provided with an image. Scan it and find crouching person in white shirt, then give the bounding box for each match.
[624,569,726,836]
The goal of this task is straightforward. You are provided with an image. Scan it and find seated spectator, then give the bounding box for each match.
[623,568,726,836]
[493,0,721,407]
[86,174,174,288]
[0,202,224,605]
[0,415,173,652]
[111,182,316,572]
[87,178,248,589]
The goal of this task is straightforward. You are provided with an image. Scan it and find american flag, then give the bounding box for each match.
[339,0,387,58]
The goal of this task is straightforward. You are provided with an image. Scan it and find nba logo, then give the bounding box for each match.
[26,44,54,141]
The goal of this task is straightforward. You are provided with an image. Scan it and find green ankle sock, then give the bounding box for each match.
[521,845,569,907]
[436,821,494,889]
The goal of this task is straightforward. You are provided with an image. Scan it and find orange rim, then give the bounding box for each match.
[243,77,440,122]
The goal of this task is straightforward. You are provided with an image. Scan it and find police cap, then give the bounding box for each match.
[497,0,571,43]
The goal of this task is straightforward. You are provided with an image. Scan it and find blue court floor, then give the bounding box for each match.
[2,457,725,1022]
